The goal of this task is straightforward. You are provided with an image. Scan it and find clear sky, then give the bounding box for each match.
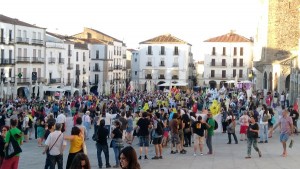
[1,0,259,60]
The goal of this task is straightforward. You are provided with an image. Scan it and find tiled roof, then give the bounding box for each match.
[0,14,45,29]
[139,34,191,45]
[204,32,252,42]
[86,28,123,43]
[74,43,88,50]
[46,31,67,40]
[78,38,106,45]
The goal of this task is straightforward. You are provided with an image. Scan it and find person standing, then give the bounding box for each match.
[136,112,151,159]
[270,109,293,157]
[204,112,215,155]
[111,120,123,168]
[226,118,238,144]
[82,111,91,140]
[191,116,206,156]
[43,123,66,169]
[239,111,249,141]
[245,116,261,159]
[96,119,111,168]
[1,119,23,169]
[258,104,270,143]
[151,112,163,159]
[56,111,67,133]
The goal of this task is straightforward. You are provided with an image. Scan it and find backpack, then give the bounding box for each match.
[5,131,22,159]
[206,118,218,130]
[155,120,164,136]
[28,117,33,128]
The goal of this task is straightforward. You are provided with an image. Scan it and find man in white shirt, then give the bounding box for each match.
[56,111,67,133]
[43,123,66,169]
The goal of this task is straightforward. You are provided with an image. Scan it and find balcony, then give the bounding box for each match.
[68,50,72,56]
[232,63,246,67]
[108,67,113,71]
[31,39,43,45]
[76,70,80,75]
[158,75,165,79]
[32,57,45,63]
[0,37,5,44]
[173,63,179,67]
[123,54,126,59]
[8,39,14,44]
[146,62,152,66]
[67,64,74,70]
[173,51,179,55]
[91,57,101,60]
[83,69,87,74]
[122,67,126,70]
[48,57,55,64]
[172,75,179,80]
[16,57,30,63]
[49,78,61,84]
[145,74,152,79]
[46,42,64,49]
[93,67,101,72]
[0,59,15,65]
[16,37,29,44]
[58,58,64,64]
[16,78,30,84]
[210,62,227,67]
[159,63,165,67]
[146,51,153,55]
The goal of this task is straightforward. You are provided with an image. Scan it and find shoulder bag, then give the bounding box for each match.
[47,133,62,155]
[5,130,22,159]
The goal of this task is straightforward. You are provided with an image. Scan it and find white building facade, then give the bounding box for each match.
[137,34,193,90]
[203,32,253,88]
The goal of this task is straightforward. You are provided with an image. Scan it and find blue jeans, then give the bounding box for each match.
[259,124,268,142]
[96,143,110,168]
[49,154,63,169]
[206,135,213,153]
[84,122,91,138]
[44,153,51,169]
[105,125,111,136]
[112,140,120,165]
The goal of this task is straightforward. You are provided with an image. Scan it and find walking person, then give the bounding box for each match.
[151,112,163,159]
[83,111,91,140]
[245,116,262,159]
[226,117,238,144]
[95,119,111,168]
[43,123,66,169]
[270,109,293,157]
[259,104,270,143]
[239,111,249,141]
[204,111,215,155]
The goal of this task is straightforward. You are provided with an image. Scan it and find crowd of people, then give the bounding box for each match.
[0,86,298,169]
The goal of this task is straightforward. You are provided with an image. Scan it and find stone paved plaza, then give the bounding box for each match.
[18,117,300,169]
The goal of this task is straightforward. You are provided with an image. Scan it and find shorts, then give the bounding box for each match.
[240,125,248,134]
[139,136,150,147]
[171,133,180,145]
[163,131,169,138]
[23,128,29,135]
[178,130,184,141]
[193,134,204,145]
[152,137,162,145]
[280,133,289,142]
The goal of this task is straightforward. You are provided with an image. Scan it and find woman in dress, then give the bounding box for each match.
[239,111,249,141]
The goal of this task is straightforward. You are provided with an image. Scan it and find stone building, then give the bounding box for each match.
[253,0,300,102]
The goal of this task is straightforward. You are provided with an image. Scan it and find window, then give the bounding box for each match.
[233,47,237,56]
[212,47,216,55]
[211,70,215,78]
[9,50,12,61]
[95,63,99,71]
[17,30,21,37]
[9,68,12,77]
[233,69,236,78]
[222,47,226,56]
[23,30,27,38]
[222,59,226,66]
[0,29,3,43]
[160,58,165,66]
[38,50,41,57]
[83,52,85,61]
[160,46,165,55]
[134,58,137,62]
[233,58,237,67]
[222,70,226,78]
[87,33,92,39]
[1,49,4,60]
[239,59,243,66]
[135,71,137,75]
[33,49,36,57]
[95,74,99,84]
[32,32,36,39]
[240,47,244,56]
[239,69,243,78]
[23,48,27,57]
[174,46,179,55]
[96,50,99,59]
[76,52,79,61]
[9,30,12,41]
[211,59,215,66]
[38,32,41,40]
[18,48,22,57]
[147,46,152,55]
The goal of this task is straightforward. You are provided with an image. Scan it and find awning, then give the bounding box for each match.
[43,87,66,92]
[158,82,188,87]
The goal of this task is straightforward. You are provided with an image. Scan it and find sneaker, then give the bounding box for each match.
[200,153,203,156]
[258,151,262,157]
[151,156,159,160]
[144,155,148,159]
[258,141,264,143]
[138,156,142,160]
[171,151,177,154]
[193,153,197,157]
[264,140,268,143]
[159,156,163,159]
[180,150,186,154]
[245,156,251,159]
[106,164,111,168]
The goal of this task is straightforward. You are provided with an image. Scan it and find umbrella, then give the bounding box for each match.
[0,81,3,99]
[34,81,38,98]
[13,80,17,100]
[39,83,44,100]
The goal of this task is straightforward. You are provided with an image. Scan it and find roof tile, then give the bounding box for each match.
[204,32,252,42]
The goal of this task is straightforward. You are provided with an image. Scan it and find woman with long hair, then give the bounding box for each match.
[64,126,84,169]
[0,126,9,166]
[111,120,123,168]
[119,146,141,169]
[69,153,91,169]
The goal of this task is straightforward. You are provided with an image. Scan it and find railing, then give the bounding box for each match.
[208,74,229,79]
[172,75,179,80]
[173,63,179,67]
[76,70,80,75]
[146,62,152,66]
[8,39,14,44]
[146,51,152,55]
[32,57,45,63]
[48,57,55,64]
[232,63,246,67]
[0,37,5,43]
[159,63,165,66]
[58,58,64,64]
[93,68,101,72]
[173,51,179,55]
[16,78,30,83]
[68,50,72,56]
[0,59,15,65]
[83,69,86,74]
[158,75,165,79]
[16,57,30,62]
[16,37,29,44]
[108,67,113,71]
[210,62,227,67]
[91,57,101,60]
[67,64,73,70]
[49,78,61,84]
[46,42,64,49]
[145,75,152,79]
[123,54,126,59]
[31,39,43,45]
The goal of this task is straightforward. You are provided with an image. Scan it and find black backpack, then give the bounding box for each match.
[155,120,164,136]
[206,118,218,130]
[28,117,33,128]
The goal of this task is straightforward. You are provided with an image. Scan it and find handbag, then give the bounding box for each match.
[5,130,22,159]
[114,138,124,148]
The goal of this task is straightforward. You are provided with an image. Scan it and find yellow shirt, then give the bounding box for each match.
[69,135,83,153]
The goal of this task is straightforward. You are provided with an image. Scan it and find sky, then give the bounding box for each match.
[1,0,259,60]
